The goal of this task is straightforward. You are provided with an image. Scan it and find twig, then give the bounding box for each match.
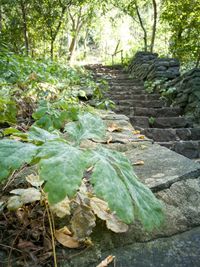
[0,243,22,253]
[45,200,57,267]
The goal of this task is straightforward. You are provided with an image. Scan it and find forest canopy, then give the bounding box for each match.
[0,0,199,66]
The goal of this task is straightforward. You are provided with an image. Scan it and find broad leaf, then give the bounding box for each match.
[28,126,61,144]
[0,139,38,182]
[64,113,106,144]
[88,147,163,229]
[36,141,87,203]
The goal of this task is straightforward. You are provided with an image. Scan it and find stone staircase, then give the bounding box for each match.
[92,65,200,160]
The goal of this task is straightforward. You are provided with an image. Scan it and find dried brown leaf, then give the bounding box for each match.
[133,160,145,166]
[55,227,80,248]
[50,196,71,218]
[132,130,141,135]
[90,197,128,233]
[26,174,44,187]
[106,136,113,144]
[71,205,96,240]
[138,135,145,139]
[107,123,122,132]
[96,255,115,267]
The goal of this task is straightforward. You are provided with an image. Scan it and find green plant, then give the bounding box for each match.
[148,116,155,125]
[0,113,164,241]
[0,91,17,125]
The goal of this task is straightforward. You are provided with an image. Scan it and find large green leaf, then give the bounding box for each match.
[28,126,61,144]
[89,147,163,228]
[36,141,87,204]
[0,139,38,182]
[64,113,106,144]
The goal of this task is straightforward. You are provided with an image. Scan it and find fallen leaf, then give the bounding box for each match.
[133,130,141,135]
[7,196,23,210]
[71,205,96,240]
[50,196,71,218]
[55,227,80,248]
[10,188,41,204]
[26,174,44,187]
[87,166,94,172]
[107,123,122,132]
[90,197,129,233]
[138,135,145,139]
[90,197,109,221]
[107,136,113,144]
[133,160,144,166]
[96,255,115,267]
[106,215,128,233]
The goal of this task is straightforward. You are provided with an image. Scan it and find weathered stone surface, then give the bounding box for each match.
[59,227,200,267]
[133,107,182,117]
[124,143,200,191]
[79,66,200,267]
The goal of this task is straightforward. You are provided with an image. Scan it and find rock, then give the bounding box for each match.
[56,120,200,266]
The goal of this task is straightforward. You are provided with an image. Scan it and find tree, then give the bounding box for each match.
[111,0,159,52]
[67,1,95,61]
[161,0,200,64]
[33,0,73,60]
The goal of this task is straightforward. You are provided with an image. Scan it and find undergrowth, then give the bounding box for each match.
[0,51,164,266]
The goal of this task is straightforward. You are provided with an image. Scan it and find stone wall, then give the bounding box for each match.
[166,68,200,122]
[129,51,180,82]
[129,51,200,122]
[128,51,158,80]
[147,58,180,80]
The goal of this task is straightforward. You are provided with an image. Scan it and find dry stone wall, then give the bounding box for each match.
[166,68,200,122]
[129,51,180,82]
[129,51,200,122]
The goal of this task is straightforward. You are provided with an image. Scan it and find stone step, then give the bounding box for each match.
[158,141,200,159]
[108,88,146,94]
[133,107,183,117]
[115,100,166,108]
[110,94,160,101]
[130,116,192,129]
[109,81,143,86]
[141,128,200,142]
[109,85,144,89]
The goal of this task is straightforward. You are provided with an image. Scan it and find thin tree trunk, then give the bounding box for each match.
[68,36,77,61]
[20,0,29,56]
[135,2,148,52]
[196,50,200,68]
[50,28,54,60]
[67,7,83,61]
[150,0,157,53]
[0,5,2,33]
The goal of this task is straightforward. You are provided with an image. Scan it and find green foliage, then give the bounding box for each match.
[64,113,106,144]
[36,140,87,204]
[0,114,164,231]
[161,0,200,64]
[0,97,17,125]
[0,139,38,181]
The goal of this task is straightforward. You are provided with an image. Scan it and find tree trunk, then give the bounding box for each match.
[150,0,157,53]
[196,50,200,68]
[67,35,77,61]
[0,5,2,33]
[49,5,67,60]
[135,2,148,52]
[50,31,54,60]
[20,0,29,56]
